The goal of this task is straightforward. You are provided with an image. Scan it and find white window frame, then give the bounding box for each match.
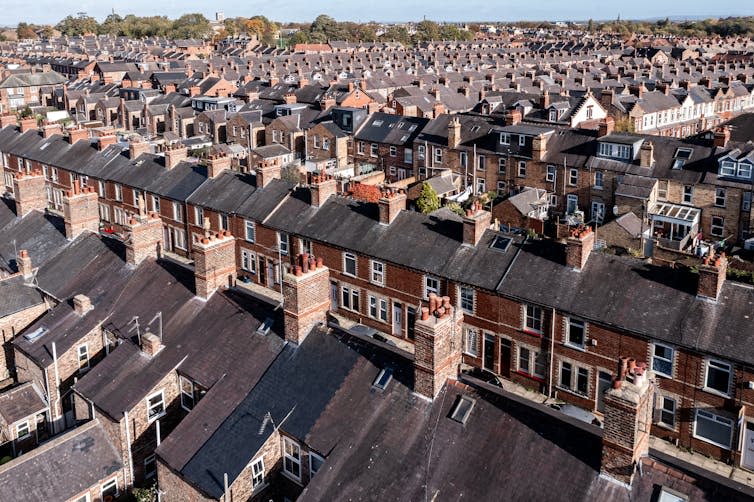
[423,275,440,299]
[651,343,674,378]
[715,187,726,208]
[464,327,479,357]
[558,360,590,396]
[244,220,256,242]
[146,390,166,422]
[194,206,204,226]
[657,395,676,429]
[711,216,724,238]
[518,135,526,146]
[180,376,195,411]
[241,249,257,274]
[278,232,289,255]
[683,185,693,205]
[524,304,543,334]
[251,456,265,490]
[517,160,526,177]
[114,183,122,202]
[343,252,357,277]
[693,409,733,449]
[78,343,90,371]
[144,454,156,479]
[459,286,474,314]
[341,285,359,312]
[594,171,604,189]
[568,168,578,186]
[282,436,302,481]
[370,260,385,286]
[565,318,585,349]
[546,165,556,183]
[151,195,160,213]
[100,478,119,499]
[172,201,183,222]
[704,359,732,396]
[500,133,510,145]
[16,420,30,439]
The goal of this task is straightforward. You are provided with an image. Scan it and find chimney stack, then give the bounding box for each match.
[72,294,93,316]
[504,109,522,126]
[141,330,164,357]
[598,117,615,138]
[462,200,492,246]
[310,173,337,208]
[12,170,47,217]
[639,141,654,168]
[193,231,236,300]
[600,88,615,109]
[697,252,727,301]
[413,293,464,399]
[601,356,655,486]
[19,118,37,133]
[41,123,63,139]
[531,133,549,162]
[63,182,99,239]
[539,89,550,108]
[257,158,283,188]
[283,92,297,104]
[378,190,407,225]
[125,213,163,266]
[447,117,462,148]
[0,115,17,129]
[206,152,232,179]
[713,127,730,149]
[565,225,594,271]
[97,134,117,152]
[164,144,188,169]
[129,139,152,159]
[67,127,90,145]
[17,249,33,281]
[282,254,330,345]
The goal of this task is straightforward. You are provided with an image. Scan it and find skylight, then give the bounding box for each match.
[256,317,274,336]
[24,327,48,343]
[674,147,693,160]
[372,368,393,391]
[372,120,384,127]
[449,395,475,424]
[490,235,512,253]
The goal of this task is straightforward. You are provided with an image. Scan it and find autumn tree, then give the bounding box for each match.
[16,22,37,39]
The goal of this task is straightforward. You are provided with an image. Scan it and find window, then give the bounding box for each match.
[519,346,531,373]
[219,213,229,231]
[310,452,324,476]
[133,189,141,208]
[370,143,378,157]
[449,395,475,424]
[370,260,384,285]
[144,454,156,479]
[594,171,604,189]
[694,409,733,449]
[559,361,589,395]
[283,437,301,480]
[546,165,556,183]
[434,147,443,164]
[146,390,165,422]
[313,135,320,148]
[715,188,726,208]
[459,151,468,168]
[172,202,183,222]
[524,304,543,334]
[151,195,160,213]
[417,145,425,160]
[368,296,388,322]
[241,249,257,274]
[101,478,118,499]
[478,155,486,171]
[244,220,256,242]
[743,192,752,212]
[497,181,507,196]
[683,185,693,205]
[343,252,356,276]
[652,343,674,378]
[51,167,58,182]
[500,133,510,145]
[389,145,397,157]
[517,161,526,177]
[16,420,30,439]
[720,160,736,176]
[403,148,413,164]
[566,318,585,348]
[657,180,668,200]
[424,276,440,298]
[476,179,486,194]
[180,376,195,411]
[460,286,474,314]
[278,232,289,255]
[704,359,731,395]
[114,183,123,201]
[657,396,676,428]
[738,163,752,179]
[357,141,365,155]
[711,216,724,238]
[341,286,359,312]
[518,347,545,378]
[498,157,506,174]
[194,206,204,226]
[251,457,265,489]
[172,227,187,250]
[73,494,90,502]
[77,344,89,371]
[518,135,526,146]
[465,327,479,356]
[568,168,578,186]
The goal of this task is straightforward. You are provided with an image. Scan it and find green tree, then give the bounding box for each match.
[98,13,123,35]
[587,19,594,33]
[416,20,441,41]
[17,23,38,39]
[172,13,211,39]
[56,13,98,36]
[417,183,441,214]
[379,26,410,45]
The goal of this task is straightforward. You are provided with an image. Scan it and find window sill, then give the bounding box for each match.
[463,352,479,358]
[655,422,677,432]
[281,471,303,486]
[701,387,731,399]
[515,371,544,383]
[148,411,166,423]
[522,329,542,337]
[563,343,586,352]
[556,386,589,399]
[653,371,673,379]
[692,433,732,451]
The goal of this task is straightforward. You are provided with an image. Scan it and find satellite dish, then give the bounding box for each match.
[612,205,619,216]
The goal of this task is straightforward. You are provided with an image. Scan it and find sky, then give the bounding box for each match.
[5,0,754,26]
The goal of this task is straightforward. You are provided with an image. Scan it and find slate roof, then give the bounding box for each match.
[0,276,44,318]
[0,420,122,502]
[0,211,68,276]
[0,382,46,426]
[354,112,428,145]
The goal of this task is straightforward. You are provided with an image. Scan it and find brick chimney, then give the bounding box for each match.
[257,158,283,188]
[713,127,730,149]
[378,190,407,225]
[13,170,47,217]
[283,254,330,345]
[600,88,615,109]
[42,123,63,138]
[68,127,90,145]
[413,293,464,399]
[283,92,297,104]
[565,225,594,271]
[531,133,549,162]
[639,141,654,168]
[539,89,550,108]
[193,231,236,300]
[0,115,17,129]
[17,249,33,281]
[447,117,462,148]
[601,356,655,486]
[504,109,522,126]
[19,118,37,133]
[207,152,232,179]
[310,173,337,208]
[72,294,93,316]
[462,200,492,246]
[63,182,99,239]
[125,213,163,266]
[141,331,164,357]
[598,117,615,137]
[319,95,336,111]
[697,251,727,301]
[97,134,117,151]
[129,139,152,159]
[164,144,188,169]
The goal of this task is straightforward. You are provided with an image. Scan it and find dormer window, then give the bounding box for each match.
[720,160,736,176]
[597,142,631,160]
[549,109,558,122]
[738,162,752,179]
[500,133,510,145]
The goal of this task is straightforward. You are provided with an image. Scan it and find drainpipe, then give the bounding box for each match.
[124,410,135,487]
[51,342,61,433]
[548,307,556,398]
